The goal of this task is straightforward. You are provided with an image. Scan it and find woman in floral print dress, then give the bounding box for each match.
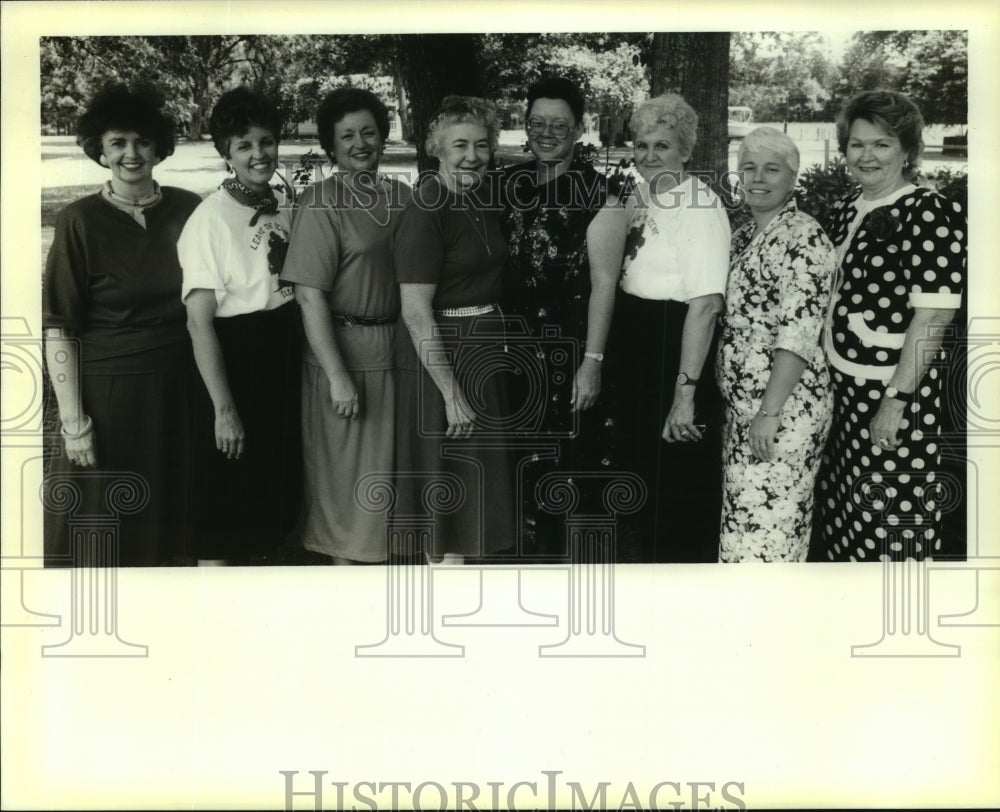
[717,127,836,562]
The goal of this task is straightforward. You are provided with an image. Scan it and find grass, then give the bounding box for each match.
[42,184,103,228]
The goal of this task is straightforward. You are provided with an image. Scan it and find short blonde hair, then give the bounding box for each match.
[738,126,800,177]
[425,96,500,159]
[631,94,698,160]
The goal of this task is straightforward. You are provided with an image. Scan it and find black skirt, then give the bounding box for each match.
[606,292,723,563]
[188,305,302,561]
[44,342,196,567]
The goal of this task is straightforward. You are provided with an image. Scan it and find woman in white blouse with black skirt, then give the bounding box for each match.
[179,87,301,564]
[608,93,731,563]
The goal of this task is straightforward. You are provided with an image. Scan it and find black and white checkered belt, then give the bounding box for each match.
[433,302,498,318]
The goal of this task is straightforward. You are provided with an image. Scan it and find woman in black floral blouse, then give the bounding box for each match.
[814,90,966,562]
[500,77,624,559]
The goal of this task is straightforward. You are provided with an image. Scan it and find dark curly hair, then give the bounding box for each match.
[526,76,585,125]
[76,83,177,166]
[209,86,283,160]
[316,87,390,163]
[836,90,925,180]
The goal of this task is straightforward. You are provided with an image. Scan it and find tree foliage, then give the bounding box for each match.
[480,33,649,142]
[729,32,836,121]
[40,35,257,139]
[39,30,968,146]
[831,30,967,125]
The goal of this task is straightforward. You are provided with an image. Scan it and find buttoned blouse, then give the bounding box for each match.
[823,186,966,381]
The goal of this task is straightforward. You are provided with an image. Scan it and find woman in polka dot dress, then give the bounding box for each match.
[815,91,966,562]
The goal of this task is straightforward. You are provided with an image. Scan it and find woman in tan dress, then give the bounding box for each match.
[281,88,411,563]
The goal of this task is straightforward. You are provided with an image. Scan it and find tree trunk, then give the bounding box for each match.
[393,69,411,143]
[394,34,485,172]
[650,33,731,200]
[600,114,627,148]
[186,37,214,142]
[187,107,203,142]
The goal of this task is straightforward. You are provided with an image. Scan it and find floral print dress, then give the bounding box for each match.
[500,160,615,555]
[716,200,836,561]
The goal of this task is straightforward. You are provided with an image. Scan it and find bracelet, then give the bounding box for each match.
[61,415,93,439]
[884,386,913,401]
[583,351,604,363]
[758,406,780,418]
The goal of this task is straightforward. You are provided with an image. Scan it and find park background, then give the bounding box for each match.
[5,3,998,811]
[37,29,972,560]
[40,30,968,258]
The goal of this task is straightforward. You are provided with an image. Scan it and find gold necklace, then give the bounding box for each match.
[463,207,491,256]
[342,172,390,228]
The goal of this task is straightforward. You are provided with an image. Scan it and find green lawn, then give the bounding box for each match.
[41,185,103,228]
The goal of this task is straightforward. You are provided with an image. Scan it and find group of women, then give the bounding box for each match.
[43,80,966,566]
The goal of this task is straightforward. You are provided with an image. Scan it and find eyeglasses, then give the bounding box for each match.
[526,118,572,139]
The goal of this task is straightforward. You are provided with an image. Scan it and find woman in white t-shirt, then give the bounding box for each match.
[178,87,301,564]
[607,93,731,563]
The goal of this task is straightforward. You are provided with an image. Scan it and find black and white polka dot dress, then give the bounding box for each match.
[815,185,966,561]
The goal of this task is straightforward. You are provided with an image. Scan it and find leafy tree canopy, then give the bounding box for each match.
[831,30,967,125]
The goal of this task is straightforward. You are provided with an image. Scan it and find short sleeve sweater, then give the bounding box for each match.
[393,175,508,310]
[43,187,202,368]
